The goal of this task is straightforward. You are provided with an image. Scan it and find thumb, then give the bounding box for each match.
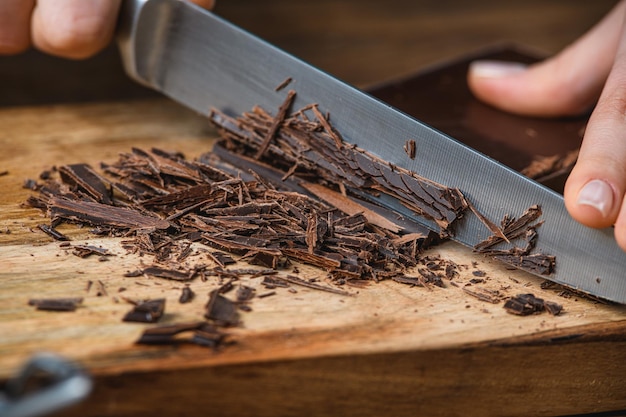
[467,0,625,118]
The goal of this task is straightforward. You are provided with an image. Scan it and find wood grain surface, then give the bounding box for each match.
[1,1,625,416]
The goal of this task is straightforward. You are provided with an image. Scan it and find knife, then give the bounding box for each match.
[117,0,626,303]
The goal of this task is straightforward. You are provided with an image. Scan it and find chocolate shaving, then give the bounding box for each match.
[205,290,240,326]
[208,251,236,267]
[310,104,344,150]
[272,275,352,296]
[403,139,416,159]
[235,285,256,302]
[142,266,195,282]
[255,89,296,159]
[466,200,508,243]
[179,286,195,303]
[48,197,171,231]
[473,205,555,275]
[462,287,502,304]
[123,298,166,323]
[521,149,579,180]
[37,224,69,241]
[96,280,108,297]
[274,77,293,92]
[301,182,402,233]
[71,244,113,258]
[58,163,112,204]
[136,321,226,348]
[28,297,83,312]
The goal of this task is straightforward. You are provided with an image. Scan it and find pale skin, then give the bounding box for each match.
[2,1,625,250]
[468,0,626,251]
[0,0,215,58]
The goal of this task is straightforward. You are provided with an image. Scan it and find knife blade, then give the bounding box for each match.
[117,0,626,303]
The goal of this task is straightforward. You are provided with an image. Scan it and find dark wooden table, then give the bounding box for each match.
[0,0,617,104]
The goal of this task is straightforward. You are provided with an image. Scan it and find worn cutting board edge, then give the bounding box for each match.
[3,235,626,379]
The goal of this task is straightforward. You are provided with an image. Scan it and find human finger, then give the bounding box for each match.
[564,25,626,249]
[467,0,626,118]
[0,0,35,54]
[32,0,121,59]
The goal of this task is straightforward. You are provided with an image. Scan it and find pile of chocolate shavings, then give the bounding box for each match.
[23,92,561,346]
[473,205,555,276]
[209,95,468,238]
[24,148,444,345]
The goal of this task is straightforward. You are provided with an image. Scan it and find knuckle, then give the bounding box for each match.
[38,15,111,58]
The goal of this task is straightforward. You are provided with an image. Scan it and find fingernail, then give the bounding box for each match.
[577,179,614,217]
[469,60,528,78]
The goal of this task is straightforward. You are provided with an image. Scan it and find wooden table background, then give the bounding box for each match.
[1,1,624,417]
[0,0,618,104]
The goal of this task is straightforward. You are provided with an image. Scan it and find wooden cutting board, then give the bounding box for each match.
[1,98,626,417]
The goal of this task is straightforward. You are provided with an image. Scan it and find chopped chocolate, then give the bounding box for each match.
[192,326,228,347]
[391,276,423,287]
[403,139,416,159]
[142,266,195,282]
[492,253,555,276]
[257,291,276,298]
[255,90,296,160]
[544,300,564,316]
[275,77,293,92]
[521,149,579,181]
[28,297,83,312]
[473,205,555,275]
[37,224,70,241]
[210,100,468,237]
[261,276,290,289]
[503,293,563,316]
[474,205,543,252]
[301,182,403,233]
[71,244,113,258]
[136,321,226,348]
[179,286,195,304]
[462,287,502,304]
[208,251,236,267]
[235,285,256,302]
[417,268,445,288]
[23,178,39,190]
[58,163,112,204]
[271,275,352,296]
[205,290,240,326]
[123,298,166,323]
[48,197,171,231]
[96,280,108,297]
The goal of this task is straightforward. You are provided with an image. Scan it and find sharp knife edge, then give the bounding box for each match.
[118,0,626,303]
